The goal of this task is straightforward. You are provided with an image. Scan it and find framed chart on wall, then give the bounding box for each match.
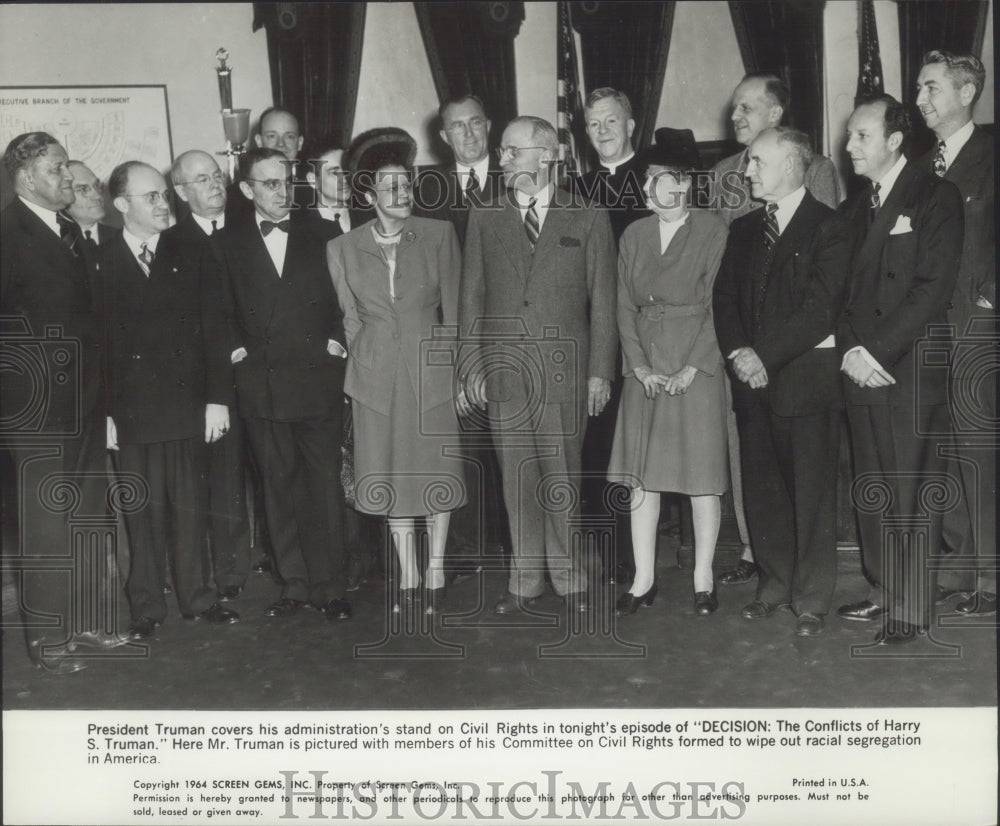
[0,84,174,182]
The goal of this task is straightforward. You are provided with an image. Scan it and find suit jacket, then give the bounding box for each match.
[837,160,964,408]
[459,187,617,404]
[212,213,346,421]
[328,216,461,416]
[412,161,504,245]
[918,125,995,331]
[711,149,842,225]
[0,198,104,429]
[714,191,855,416]
[102,226,229,444]
[575,154,650,242]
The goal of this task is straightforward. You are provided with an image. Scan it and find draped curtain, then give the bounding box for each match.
[252,2,367,148]
[727,1,825,148]
[414,1,524,145]
[570,1,676,153]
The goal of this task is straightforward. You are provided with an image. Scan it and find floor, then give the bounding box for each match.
[3,524,995,711]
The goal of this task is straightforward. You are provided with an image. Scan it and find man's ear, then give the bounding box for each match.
[887,130,904,154]
[173,185,190,204]
[113,195,129,216]
[253,134,263,149]
[239,181,254,201]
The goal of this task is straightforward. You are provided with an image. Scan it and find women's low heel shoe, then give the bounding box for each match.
[615,583,658,616]
[424,586,446,615]
[694,587,719,616]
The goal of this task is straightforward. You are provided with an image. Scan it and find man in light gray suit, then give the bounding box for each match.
[459,116,617,615]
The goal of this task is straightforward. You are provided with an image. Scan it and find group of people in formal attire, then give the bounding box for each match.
[1,47,993,676]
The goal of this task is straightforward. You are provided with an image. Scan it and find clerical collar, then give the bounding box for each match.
[601,151,635,176]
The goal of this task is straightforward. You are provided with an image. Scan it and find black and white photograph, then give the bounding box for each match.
[1,2,996,824]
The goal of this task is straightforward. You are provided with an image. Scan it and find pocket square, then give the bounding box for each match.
[889,215,912,235]
[559,236,581,247]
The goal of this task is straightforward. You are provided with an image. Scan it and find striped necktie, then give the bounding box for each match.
[932,141,947,177]
[869,182,881,225]
[524,197,539,247]
[138,242,154,276]
[763,202,779,249]
[56,211,81,257]
[465,168,479,203]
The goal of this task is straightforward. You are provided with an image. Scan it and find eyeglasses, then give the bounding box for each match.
[444,117,488,135]
[124,190,170,205]
[374,181,412,195]
[495,145,547,161]
[177,172,225,187]
[245,177,293,192]
[73,182,104,197]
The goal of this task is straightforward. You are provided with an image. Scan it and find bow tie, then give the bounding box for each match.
[260,219,290,237]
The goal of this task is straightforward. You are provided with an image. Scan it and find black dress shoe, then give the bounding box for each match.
[322,599,352,621]
[423,587,446,615]
[741,599,789,619]
[955,591,997,616]
[694,588,719,616]
[34,652,87,675]
[72,630,130,650]
[719,559,758,585]
[494,593,540,615]
[563,591,589,613]
[934,584,968,604]
[795,613,825,637]
[189,603,240,624]
[615,583,658,616]
[217,584,243,602]
[264,597,305,617]
[252,557,273,575]
[836,599,885,622]
[393,588,420,614]
[874,620,925,645]
[127,617,160,640]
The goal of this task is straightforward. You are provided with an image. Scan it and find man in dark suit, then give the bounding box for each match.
[836,95,964,645]
[171,149,253,603]
[67,161,117,250]
[915,50,996,617]
[413,94,503,244]
[1,133,111,673]
[412,95,508,583]
[229,106,309,220]
[213,147,352,621]
[104,161,239,639]
[460,116,617,615]
[714,127,855,637]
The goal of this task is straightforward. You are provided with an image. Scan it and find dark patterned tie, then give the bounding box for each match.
[932,141,947,177]
[524,197,539,247]
[56,211,81,257]
[260,219,290,236]
[84,228,98,254]
[210,219,218,235]
[465,168,479,203]
[138,242,154,276]
[869,182,881,225]
[763,202,779,249]
[331,213,342,233]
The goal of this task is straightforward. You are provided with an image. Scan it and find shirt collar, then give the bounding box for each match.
[122,227,159,259]
[457,156,491,189]
[18,196,61,236]
[770,185,807,234]
[941,120,975,168]
[191,212,224,236]
[514,182,554,209]
[657,212,689,253]
[871,154,907,202]
[601,151,635,176]
[255,211,289,232]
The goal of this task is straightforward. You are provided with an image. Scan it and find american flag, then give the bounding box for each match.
[856,0,884,103]
[557,0,587,186]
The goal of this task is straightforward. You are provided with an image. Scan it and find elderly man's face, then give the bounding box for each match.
[256,111,303,161]
[21,143,75,211]
[745,131,788,202]
[174,152,226,218]
[585,96,635,164]
[67,162,105,226]
[307,149,350,206]
[240,156,293,221]
[499,121,551,194]
[440,99,491,167]
[730,78,782,146]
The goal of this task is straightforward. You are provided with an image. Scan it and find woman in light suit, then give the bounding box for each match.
[327,128,465,615]
[607,143,729,616]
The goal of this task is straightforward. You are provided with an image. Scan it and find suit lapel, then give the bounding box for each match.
[853,163,915,275]
[492,194,530,284]
[529,194,573,282]
[769,193,816,274]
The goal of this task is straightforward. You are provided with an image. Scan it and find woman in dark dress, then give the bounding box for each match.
[607,147,730,616]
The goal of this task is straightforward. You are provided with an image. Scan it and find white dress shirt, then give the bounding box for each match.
[318,204,351,233]
[255,211,288,276]
[657,212,688,254]
[19,196,60,236]
[457,156,491,194]
[938,119,975,172]
[514,183,554,233]
[191,212,225,236]
[122,228,160,275]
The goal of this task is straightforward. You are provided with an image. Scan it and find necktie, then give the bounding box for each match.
[56,211,81,257]
[763,202,779,250]
[260,219,290,237]
[524,197,539,247]
[211,219,218,235]
[465,168,479,203]
[869,182,881,225]
[332,213,342,233]
[138,242,154,275]
[932,141,947,177]
[84,228,98,254]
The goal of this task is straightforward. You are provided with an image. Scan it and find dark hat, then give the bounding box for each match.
[343,127,417,175]
[638,127,701,172]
